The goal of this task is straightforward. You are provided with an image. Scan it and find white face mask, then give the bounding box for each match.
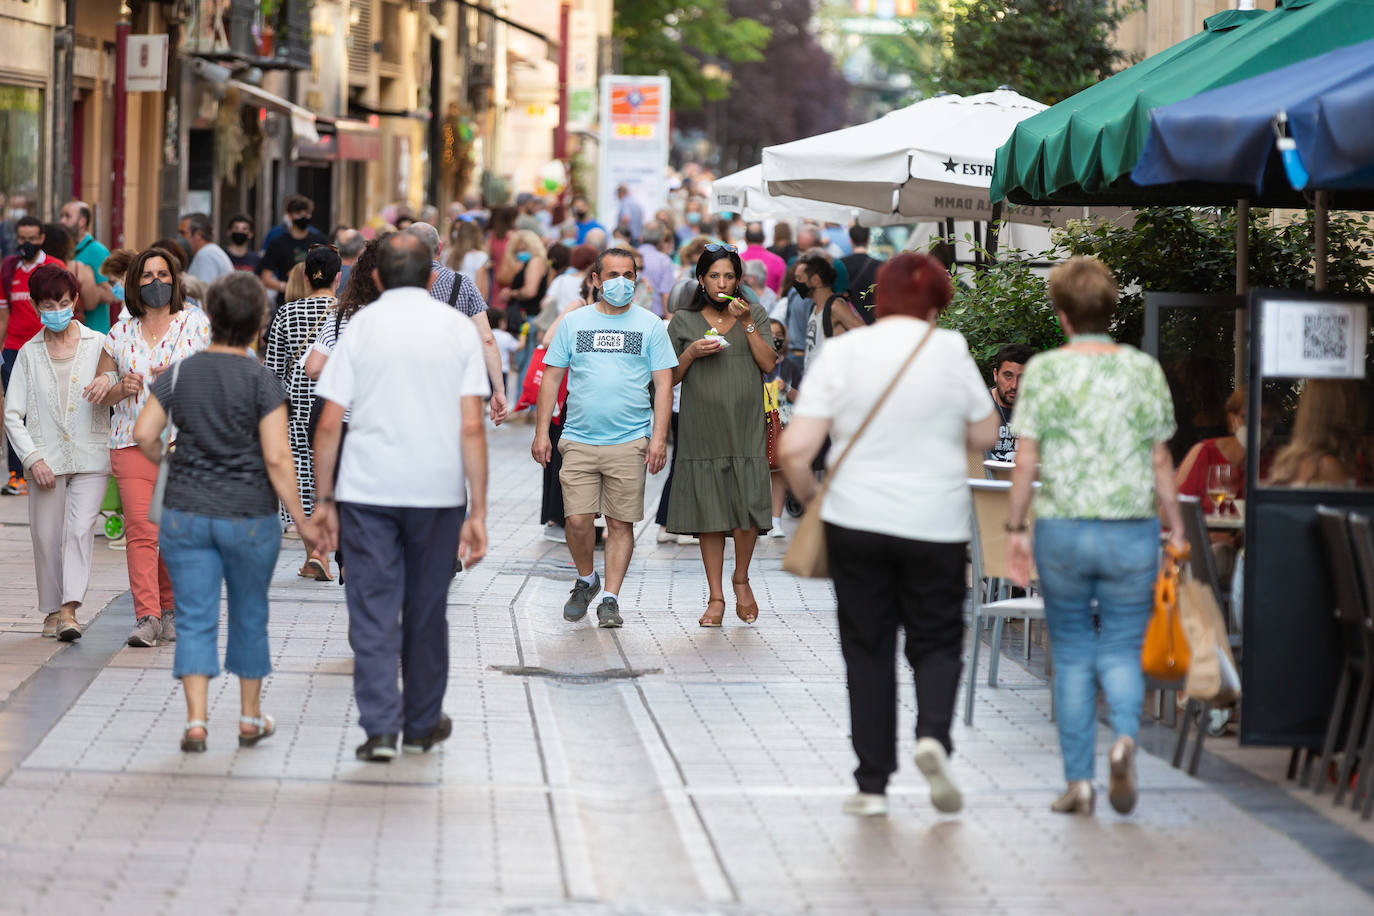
[1235,425,1247,450]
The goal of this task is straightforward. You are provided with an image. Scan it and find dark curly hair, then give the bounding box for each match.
[335,232,391,324]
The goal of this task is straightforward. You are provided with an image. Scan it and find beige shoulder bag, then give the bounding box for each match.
[783,326,936,578]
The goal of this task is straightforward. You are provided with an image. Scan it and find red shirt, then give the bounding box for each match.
[2,252,66,350]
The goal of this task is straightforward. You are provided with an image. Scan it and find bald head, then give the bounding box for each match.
[376,233,434,290]
[59,200,92,235]
[402,222,442,259]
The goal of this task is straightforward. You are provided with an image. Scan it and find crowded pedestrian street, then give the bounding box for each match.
[0,425,1368,914]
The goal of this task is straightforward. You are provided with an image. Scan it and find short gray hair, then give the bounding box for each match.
[181,212,213,241]
[337,228,365,260]
[402,222,441,259]
[742,259,767,284]
[641,221,664,245]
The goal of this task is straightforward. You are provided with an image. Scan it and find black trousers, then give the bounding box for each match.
[540,420,565,527]
[2,348,20,475]
[654,412,680,527]
[340,502,465,738]
[826,523,966,794]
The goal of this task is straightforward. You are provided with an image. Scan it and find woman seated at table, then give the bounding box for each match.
[1267,379,1368,487]
[1175,387,1278,500]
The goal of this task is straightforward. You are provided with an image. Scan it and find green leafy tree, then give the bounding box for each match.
[940,246,1064,369]
[614,1,771,110]
[934,0,1134,104]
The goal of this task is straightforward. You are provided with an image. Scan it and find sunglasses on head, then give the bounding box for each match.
[704,243,737,253]
[309,243,339,253]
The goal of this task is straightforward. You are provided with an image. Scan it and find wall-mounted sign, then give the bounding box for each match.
[1260,297,1369,379]
[125,34,169,93]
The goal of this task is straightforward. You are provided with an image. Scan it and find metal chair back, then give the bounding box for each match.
[1317,506,1367,627]
[969,479,1034,581]
[1179,496,1225,604]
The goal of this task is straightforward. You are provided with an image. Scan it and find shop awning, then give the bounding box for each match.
[296,117,382,162]
[228,79,320,144]
[991,0,1374,208]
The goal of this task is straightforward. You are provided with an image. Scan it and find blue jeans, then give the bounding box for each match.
[1034,518,1159,782]
[159,508,281,680]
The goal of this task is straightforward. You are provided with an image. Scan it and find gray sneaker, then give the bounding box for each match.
[127,615,163,647]
[596,597,623,629]
[563,573,600,621]
[160,610,177,642]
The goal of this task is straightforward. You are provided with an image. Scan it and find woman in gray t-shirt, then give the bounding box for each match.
[134,272,322,754]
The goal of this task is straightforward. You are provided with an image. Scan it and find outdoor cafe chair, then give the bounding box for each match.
[1309,506,1372,797]
[1342,512,1374,819]
[964,479,1048,726]
[1169,496,1235,776]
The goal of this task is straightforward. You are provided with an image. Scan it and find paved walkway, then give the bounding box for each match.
[0,422,1371,914]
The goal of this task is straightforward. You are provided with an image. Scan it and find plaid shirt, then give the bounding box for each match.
[431,260,487,317]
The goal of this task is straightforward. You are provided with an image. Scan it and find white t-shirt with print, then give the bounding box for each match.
[794,317,995,543]
[315,286,489,508]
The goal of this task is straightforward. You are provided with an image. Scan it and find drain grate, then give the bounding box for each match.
[490,665,661,684]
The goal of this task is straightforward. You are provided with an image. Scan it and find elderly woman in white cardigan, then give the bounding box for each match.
[2,264,111,641]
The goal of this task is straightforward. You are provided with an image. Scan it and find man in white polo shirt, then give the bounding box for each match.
[312,233,489,763]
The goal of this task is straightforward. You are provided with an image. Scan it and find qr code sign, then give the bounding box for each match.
[1303,312,1350,361]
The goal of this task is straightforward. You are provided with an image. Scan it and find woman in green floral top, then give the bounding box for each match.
[1005,257,1186,818]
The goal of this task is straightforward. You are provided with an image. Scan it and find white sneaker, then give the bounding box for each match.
[768,527,786,539]
[842,792,889,817]
[108,535,127,551]
[677,534,699,546]
[656,527,675,544]
[543,524,566,543]
[913,737,963,813]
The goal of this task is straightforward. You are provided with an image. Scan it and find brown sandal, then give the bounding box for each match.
[698,598,726,628]
[732,578,759,624]
[299,556,334,581]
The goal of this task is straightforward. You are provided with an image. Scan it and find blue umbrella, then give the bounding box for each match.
[1132,38,1374,193]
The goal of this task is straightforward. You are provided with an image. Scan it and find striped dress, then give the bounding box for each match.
[264,295,334,523]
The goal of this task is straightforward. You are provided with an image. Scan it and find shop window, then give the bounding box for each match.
[0,85,43,228]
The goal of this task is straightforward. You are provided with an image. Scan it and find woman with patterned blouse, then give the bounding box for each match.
[87,246,211,648]
[264,245,339,581]
[1005,257,1186,818]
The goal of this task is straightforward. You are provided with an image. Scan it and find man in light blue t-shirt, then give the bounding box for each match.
[533,248,677,628]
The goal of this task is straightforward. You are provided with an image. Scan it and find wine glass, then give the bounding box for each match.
[1206,464,1236,515]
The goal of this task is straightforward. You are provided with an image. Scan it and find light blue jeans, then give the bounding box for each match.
[1033,518,1159,782]
[159,508,280,680]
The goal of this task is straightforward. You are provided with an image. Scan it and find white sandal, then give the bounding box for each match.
[238,714,275,748]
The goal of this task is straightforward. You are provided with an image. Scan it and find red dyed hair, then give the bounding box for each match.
[874,252,952,320]
[27,263,79,305]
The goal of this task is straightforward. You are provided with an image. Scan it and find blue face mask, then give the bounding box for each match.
[110,282,124,302]
[516,251,532,263]
[40,306,74,332]
[686,212,701,225]
[600,275,636,308]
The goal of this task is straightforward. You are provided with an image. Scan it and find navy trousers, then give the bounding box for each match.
[340,502,465,738]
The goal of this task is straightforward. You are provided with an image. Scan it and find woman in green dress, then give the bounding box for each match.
[667,245,778,627]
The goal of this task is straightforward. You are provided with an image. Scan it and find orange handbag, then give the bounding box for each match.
[1142,542,1191,681]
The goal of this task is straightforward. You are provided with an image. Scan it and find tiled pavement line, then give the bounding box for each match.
[0,592,133,781]
[509,572,738,905]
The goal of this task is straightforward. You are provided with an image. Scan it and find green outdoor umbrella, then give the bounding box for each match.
[991,0,1374,208]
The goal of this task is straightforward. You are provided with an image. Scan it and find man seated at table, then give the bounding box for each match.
[986,344,1033,463]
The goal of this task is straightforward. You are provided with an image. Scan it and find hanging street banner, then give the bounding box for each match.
[596,75,670,231]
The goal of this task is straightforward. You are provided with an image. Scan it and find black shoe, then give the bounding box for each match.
[402,714,453,754]
[355,733,398,762]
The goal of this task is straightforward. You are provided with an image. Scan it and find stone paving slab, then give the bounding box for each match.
[0,423,1369,914]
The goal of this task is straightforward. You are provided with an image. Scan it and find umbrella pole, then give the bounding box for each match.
[1314,190,1329,292]
[986,202,1003,263]
[1235,199,1250,381]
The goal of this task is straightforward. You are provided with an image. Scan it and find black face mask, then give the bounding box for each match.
[791,280,810,299]
[573,209,588,221]
[18,241,40,261]
[292,215,312,230]
[229,231,250,246]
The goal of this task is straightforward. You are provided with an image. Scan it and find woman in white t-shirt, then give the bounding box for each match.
[779,252,999,820]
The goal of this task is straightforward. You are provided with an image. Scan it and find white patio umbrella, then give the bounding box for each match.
[711,165,903,226]
[761,88,1108,228]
